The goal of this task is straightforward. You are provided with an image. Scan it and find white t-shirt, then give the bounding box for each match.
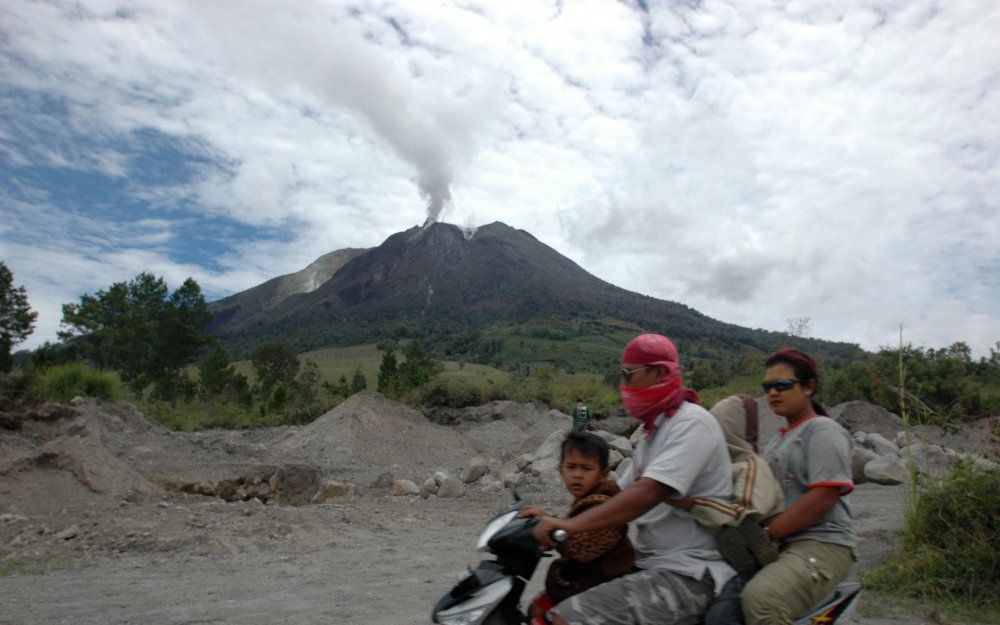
[618,401,736,594]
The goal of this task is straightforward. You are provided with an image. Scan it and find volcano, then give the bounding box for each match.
[208,222,861,366]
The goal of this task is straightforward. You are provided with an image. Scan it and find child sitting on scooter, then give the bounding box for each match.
[522,431,635,620]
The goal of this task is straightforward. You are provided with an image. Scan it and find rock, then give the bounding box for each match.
[56,525,79,540]
[481,478,505,493]
[311,480,357,503]
[531,429,568,474]
[70,396,86,406]
[864,433,900,457]
[864,455,908,485]
[419,477,438,499]
[902,441,950,478]
[590,415,638,437]
[392,479,420,496]
[433,471,449,487]
[829,401,904,439]
[628,425,645,445]
[461,457,489,484]
[486,458,504,475]
[500,470,523,487]
[593,432,633,458]
[370,471,395,490]
[853,431,867,445]
[437,476,465,498]
[514,454,535,472]
[851,447,880,484]
[608,449,625,470]
[615,457,633,478]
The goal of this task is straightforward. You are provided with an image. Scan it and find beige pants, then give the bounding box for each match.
[741,540,854,625]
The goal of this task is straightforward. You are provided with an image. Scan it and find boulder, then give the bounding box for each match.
[608,450,624,470]
[864,455,908,485]
[628,425,645,445]
[514,454,535,472]
[437,476,465,498]
[371,471,395,490]
[461,457,489,484]
[419,477,438,499]
[392,479,420,496]
[591,415,639,437]
[481,478,505,493]
[594,431,633,458]
[531,429,568,474]
[433,471,449,487]
[615,457,633,479]
[56,525,79,540]
[853,431,867,445]
[829,401,904,439]
[902,441,950,478]
[504,471,524,487]
[864,433,900,457]
[851,447,879,484]
[311,480,357,503]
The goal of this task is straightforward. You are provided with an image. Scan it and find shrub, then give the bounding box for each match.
[864,463,999,613]
[0,370,44,410]
[422,376,483,408]
[39,363,120,402]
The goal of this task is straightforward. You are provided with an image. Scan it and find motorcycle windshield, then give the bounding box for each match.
[476,510,518,552]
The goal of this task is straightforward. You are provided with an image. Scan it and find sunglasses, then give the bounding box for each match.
[761,378,801,393]
[620,365,653,384]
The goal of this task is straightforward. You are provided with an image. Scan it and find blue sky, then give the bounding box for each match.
[1,0,998,356]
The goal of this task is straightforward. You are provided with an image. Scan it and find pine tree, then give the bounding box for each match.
[350,367,367,394]
[0,262,37,372]
[377,346,398,395]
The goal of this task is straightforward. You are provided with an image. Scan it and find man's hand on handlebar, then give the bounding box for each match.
[531,515,570,549]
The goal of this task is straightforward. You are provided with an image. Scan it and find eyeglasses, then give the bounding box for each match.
[761,378,801,393]
[620,365,653,384]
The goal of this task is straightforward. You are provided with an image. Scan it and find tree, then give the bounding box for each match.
[154,278,212,405]
[59,272,211,403]
[397,340,442,391]
[197,341,246,400]
[350,367,367,394]
[377,345,398,394]
[250,341,300,394]
[0,262,38,372]
[785,317,812,337]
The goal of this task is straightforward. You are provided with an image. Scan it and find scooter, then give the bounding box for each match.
[431,489,862,625]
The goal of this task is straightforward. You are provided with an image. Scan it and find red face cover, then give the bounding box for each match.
[619,334,699,433]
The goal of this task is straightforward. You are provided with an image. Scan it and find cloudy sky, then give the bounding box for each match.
[2,0,998,356]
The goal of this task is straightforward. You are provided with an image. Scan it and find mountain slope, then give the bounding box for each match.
[208,222,862,366]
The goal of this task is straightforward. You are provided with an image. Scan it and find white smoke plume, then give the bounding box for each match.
[189,2,453,223]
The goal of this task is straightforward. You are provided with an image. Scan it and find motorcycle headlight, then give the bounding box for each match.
[433,577,512,625]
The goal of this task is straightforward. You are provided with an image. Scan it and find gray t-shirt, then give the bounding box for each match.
[761,416,854,549]
[618,401,736,594]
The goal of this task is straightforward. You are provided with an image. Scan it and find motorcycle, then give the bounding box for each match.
[431,489,862,625]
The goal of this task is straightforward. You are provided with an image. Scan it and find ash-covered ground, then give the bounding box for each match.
[0,393,992,625]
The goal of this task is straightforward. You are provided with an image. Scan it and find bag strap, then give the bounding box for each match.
[739,394,759,452]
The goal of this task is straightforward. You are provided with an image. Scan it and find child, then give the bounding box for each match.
[524,431,634,619]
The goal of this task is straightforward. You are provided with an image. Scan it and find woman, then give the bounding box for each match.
[740,349,855,625]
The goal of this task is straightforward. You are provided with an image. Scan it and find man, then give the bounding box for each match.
[529,334,736,625]
[571,397,592,432]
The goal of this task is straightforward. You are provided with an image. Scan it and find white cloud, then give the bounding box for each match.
[1,0,998,356]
